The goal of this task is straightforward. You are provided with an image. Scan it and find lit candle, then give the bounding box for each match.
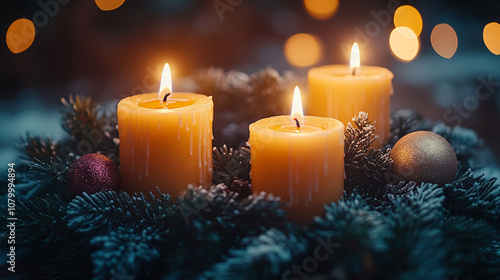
[117,63,213,195]
[249,86,344,224]
[307,43,394,147]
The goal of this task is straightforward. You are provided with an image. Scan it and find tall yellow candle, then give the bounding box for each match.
[118,63,213,196]
[307,43,393,147]
[249,87,344,224]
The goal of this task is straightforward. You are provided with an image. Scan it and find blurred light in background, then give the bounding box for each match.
[303,0,339,21]
[389,27,419,61]
[6,18,35,54]
[431,23,458,59]
[95,0,126,11]
[393,5,423,36]
[483,22,500,55]
[284,33,324,67]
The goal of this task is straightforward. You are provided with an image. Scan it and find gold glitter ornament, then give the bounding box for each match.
[390,131,457,185]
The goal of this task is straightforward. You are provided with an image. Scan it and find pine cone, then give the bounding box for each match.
[226,177,251,200]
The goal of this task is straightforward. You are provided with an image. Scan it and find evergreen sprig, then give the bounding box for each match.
[344,112,393,189]
[91,227,163,280]
[431,122,482,174]
[382,183,448,280]
[66,190,176,236]
[6,194,70,249]
[203,227,309,280]
[61,95,103,140]
[29,157,70,186]
[61,95,119,162]
[150,185,286,279]
[387,109,433,146]
[444,170,500,225]
[18,134,62,163]
[179,184,285,239]
[441,216,500,278]
[212,144,251,186]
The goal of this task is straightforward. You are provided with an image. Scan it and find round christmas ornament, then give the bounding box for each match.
[390,131,457,185]
[67,153,120,195]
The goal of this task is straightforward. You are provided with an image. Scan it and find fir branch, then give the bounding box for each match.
[60,95,119,161]
[388,109,433,146]
[66,191,177,236]
[444,170,500,225]
[179,185,285,237]
[61,95,102,139]
[441,216,500,278]
[431,122,482,174]
[29,157,70,186]
[203,228,309,280]
[431,122,482,157]
[382,183,447,280]
[212,144,251,185]
[160,185,286,279]
[354,180,420,210]
[344,112,393,189]
[313,194,387,243]
[1,194,70,249]
[310,194,388,278]
[18,134,61,163]
[91,227,163,280]
[387,183,444,226]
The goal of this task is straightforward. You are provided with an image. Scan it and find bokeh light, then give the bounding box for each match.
[95,0,126,11]
[303,0,339,21]
[483,22,500,55]
[284,33,324,67]
[431,23,458,59]
[6,18,36,54]
[394,5,423,37]
[389,27,419,61]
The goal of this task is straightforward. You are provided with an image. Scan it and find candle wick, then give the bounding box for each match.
[162,92,171,105]
[293,118,301,130]
[352,67,357,76]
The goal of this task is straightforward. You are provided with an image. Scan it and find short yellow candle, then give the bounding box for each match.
[249,87,344,224]
[307,43,394,147]
[118,63,213,196]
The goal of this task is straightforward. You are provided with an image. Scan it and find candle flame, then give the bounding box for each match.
[291,86,304,126]
[350,42,360,75]
[158,63,172,104]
